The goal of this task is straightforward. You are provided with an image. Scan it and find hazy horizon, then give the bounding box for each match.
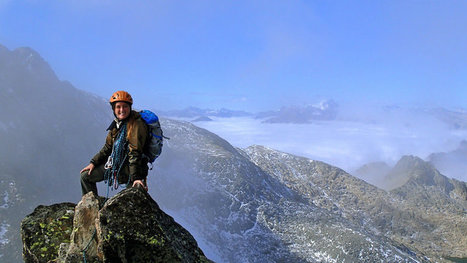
[186,108,467,183]
[1,1,466,112]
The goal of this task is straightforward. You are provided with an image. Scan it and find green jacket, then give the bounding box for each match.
[91,110,149,181]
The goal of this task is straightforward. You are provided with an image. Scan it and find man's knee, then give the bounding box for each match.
[80,171,90,182]
[80,171,86,180]
[81,165,105,183]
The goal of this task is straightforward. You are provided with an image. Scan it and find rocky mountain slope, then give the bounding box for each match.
[152,119,306,262]
[242,146,467,262]
[0,44,111,262]
[388,156,467,258]
[152,121,429,262]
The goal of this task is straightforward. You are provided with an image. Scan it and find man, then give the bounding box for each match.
[80,91,148,196]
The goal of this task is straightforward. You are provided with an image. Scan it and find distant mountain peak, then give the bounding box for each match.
[16,47,57,79]
[0,45,58,83]
[258,99,339,123]
[386,155,439,189]
[312,99,338,111]
[157,106,252,119]
[0,44,8,54]
[385,155,460,199]
[394,155,430,170]
[14,46,40,57]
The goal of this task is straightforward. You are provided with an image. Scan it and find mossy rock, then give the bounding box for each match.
[21,188,212,263]
[21,202,75,263]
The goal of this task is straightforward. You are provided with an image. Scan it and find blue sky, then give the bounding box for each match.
[0,0,466,112]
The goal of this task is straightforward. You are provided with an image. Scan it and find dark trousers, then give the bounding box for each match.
[81,161,150,196]
[80,164,132,196]
[80,163,107,196]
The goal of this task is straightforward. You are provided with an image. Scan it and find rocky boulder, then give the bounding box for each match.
[21,187,211,263]
[21,203,75,263]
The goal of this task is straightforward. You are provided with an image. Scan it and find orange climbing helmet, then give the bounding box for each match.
[110,91,133,105]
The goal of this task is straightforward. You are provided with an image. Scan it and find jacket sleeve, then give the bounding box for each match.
[128,118,148,181]
[90,131,113,165]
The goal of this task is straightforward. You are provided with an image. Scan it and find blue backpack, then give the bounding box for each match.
[140,110,166,164]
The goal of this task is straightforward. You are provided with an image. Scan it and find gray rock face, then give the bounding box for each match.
[96,187,210,263]
[20,187,210,263]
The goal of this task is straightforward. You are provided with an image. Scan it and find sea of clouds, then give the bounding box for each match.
[191,109,467,182]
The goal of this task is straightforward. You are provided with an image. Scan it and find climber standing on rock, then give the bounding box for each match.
[80,90,149,196]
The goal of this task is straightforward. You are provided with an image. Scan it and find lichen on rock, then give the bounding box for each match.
[21,187,211,263]
[21,202,75,263]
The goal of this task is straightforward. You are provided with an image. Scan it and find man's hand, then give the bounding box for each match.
[80,163,95,175]
[132,180,148,191]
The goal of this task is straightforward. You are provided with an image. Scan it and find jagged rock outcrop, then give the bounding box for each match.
[21,187,211,263]
[61,192,101,263]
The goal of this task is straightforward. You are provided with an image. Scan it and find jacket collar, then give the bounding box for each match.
[106,118,126,131]
[106,120,117,131]
[107,110,137,131]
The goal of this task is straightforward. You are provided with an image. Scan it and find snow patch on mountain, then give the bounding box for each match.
[0,191,8,209]
[0,223,9,245]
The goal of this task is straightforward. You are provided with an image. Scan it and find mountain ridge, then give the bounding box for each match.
[1,44,466,262]
[241,145,467,261]
[0,44,111,262]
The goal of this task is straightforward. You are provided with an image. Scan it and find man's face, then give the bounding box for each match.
[114,102,130,120]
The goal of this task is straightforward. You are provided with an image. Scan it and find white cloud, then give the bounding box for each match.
[194,111,467,182]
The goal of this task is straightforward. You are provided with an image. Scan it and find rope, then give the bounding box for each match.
[82,228,97,263]
[104,122,128,191]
